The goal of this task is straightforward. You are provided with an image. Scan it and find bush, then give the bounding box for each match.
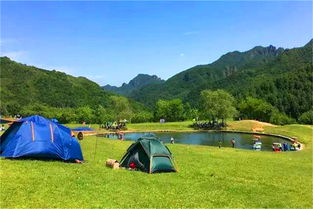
[238,97,274,122]
[131,112,154,123]
[270,110,295,125]
[298,110,313,124]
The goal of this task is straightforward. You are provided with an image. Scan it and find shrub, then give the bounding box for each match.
[298,110,313,125]
[131,112,154,123]
[270,110,295,125]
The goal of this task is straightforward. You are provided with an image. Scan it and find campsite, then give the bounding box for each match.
[1,1,313,208]
[1,119,312,208]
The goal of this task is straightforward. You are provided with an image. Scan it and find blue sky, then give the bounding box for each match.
[1,1,312,86]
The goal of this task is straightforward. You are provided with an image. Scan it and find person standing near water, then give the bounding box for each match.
[170,137,175,144]
[231,138,236,148]
[218,139,222,148]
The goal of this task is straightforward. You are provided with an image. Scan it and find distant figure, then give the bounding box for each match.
[283,142,288,151]
[218,140,222,148]
[170,137,175,144]
[119,132,125,141]
[231,138,236,148]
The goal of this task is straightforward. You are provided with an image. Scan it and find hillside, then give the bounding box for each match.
[130,40,313,119]
[102,74,164,96]
[0,57,144,114]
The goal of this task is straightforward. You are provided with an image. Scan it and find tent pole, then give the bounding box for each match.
[94,136,98,161]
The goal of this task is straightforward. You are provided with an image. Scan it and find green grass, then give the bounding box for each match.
[127,121,194,132]
[64,121,195,132]
[1,121,312,208]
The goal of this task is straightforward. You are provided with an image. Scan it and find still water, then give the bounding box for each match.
[97,131,291,151]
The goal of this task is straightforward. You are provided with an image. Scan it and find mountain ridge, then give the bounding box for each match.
[0,56,145,114]
[102,73,164,96]
[129,40,313,119]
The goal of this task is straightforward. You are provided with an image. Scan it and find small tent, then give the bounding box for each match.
[0,115,83,161]
[120,137,177,173]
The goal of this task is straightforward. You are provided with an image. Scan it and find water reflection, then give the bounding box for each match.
[97,132,291,151]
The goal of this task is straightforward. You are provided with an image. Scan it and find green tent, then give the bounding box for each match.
[120,137,177,173]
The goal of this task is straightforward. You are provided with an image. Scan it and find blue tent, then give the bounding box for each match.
[72,127,95,132]
[0,115,83,161]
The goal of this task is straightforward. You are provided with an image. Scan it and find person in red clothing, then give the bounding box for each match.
[129,162,136,169]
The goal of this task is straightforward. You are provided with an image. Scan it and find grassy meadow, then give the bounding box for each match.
[0,121,312,208]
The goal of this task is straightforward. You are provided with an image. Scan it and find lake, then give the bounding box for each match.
[97,131,292,151]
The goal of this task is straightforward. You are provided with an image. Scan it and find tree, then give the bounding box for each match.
[238,97,274,122]
[298,110,313,124]
[94,105,114,124]
[200,90,237,123]
[59,108,78,124]
[110,96,133,121]
[0,104,9,116]
[155,99,185,122]
[270,110,295,125]
[131,111,154,123]
[76,106,94,123]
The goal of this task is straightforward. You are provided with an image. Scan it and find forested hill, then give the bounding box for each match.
[102,74,164,96]
[0,57,144,114]
[130,40,313,119]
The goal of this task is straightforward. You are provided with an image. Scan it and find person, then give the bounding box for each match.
[283,142,288,151]
[119,132,125,141]
[170,137,175,144]
[231,138,235,148]
[297,143,301,150]
[218,139,222,148]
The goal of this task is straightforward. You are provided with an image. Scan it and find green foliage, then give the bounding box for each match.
[110,96,133,121]
[0,104,9,116]
[0,57,151,122]
[75,106,94,123]
[59,109,78,124]
[183,103,199,120]
[130,40,313,121]
[238,97,274,122]
[155,99,185,122]
[93,105,114,124]
[131,111,154,123]
[298,109,313,125]
[269,110,296,125]
[200,90,237,122]
[238,97,297,125]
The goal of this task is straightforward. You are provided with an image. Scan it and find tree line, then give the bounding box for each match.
[2,89,312,125]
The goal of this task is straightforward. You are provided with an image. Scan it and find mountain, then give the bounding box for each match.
[102,74,164,96]
[0,57,144,113]
[130,40,313,119]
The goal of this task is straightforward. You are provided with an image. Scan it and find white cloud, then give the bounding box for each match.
[180,53,185,57]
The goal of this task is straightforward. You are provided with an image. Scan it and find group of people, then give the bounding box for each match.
[272,141,301,152]
[191,121,226,130]
[101,121,127,130]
